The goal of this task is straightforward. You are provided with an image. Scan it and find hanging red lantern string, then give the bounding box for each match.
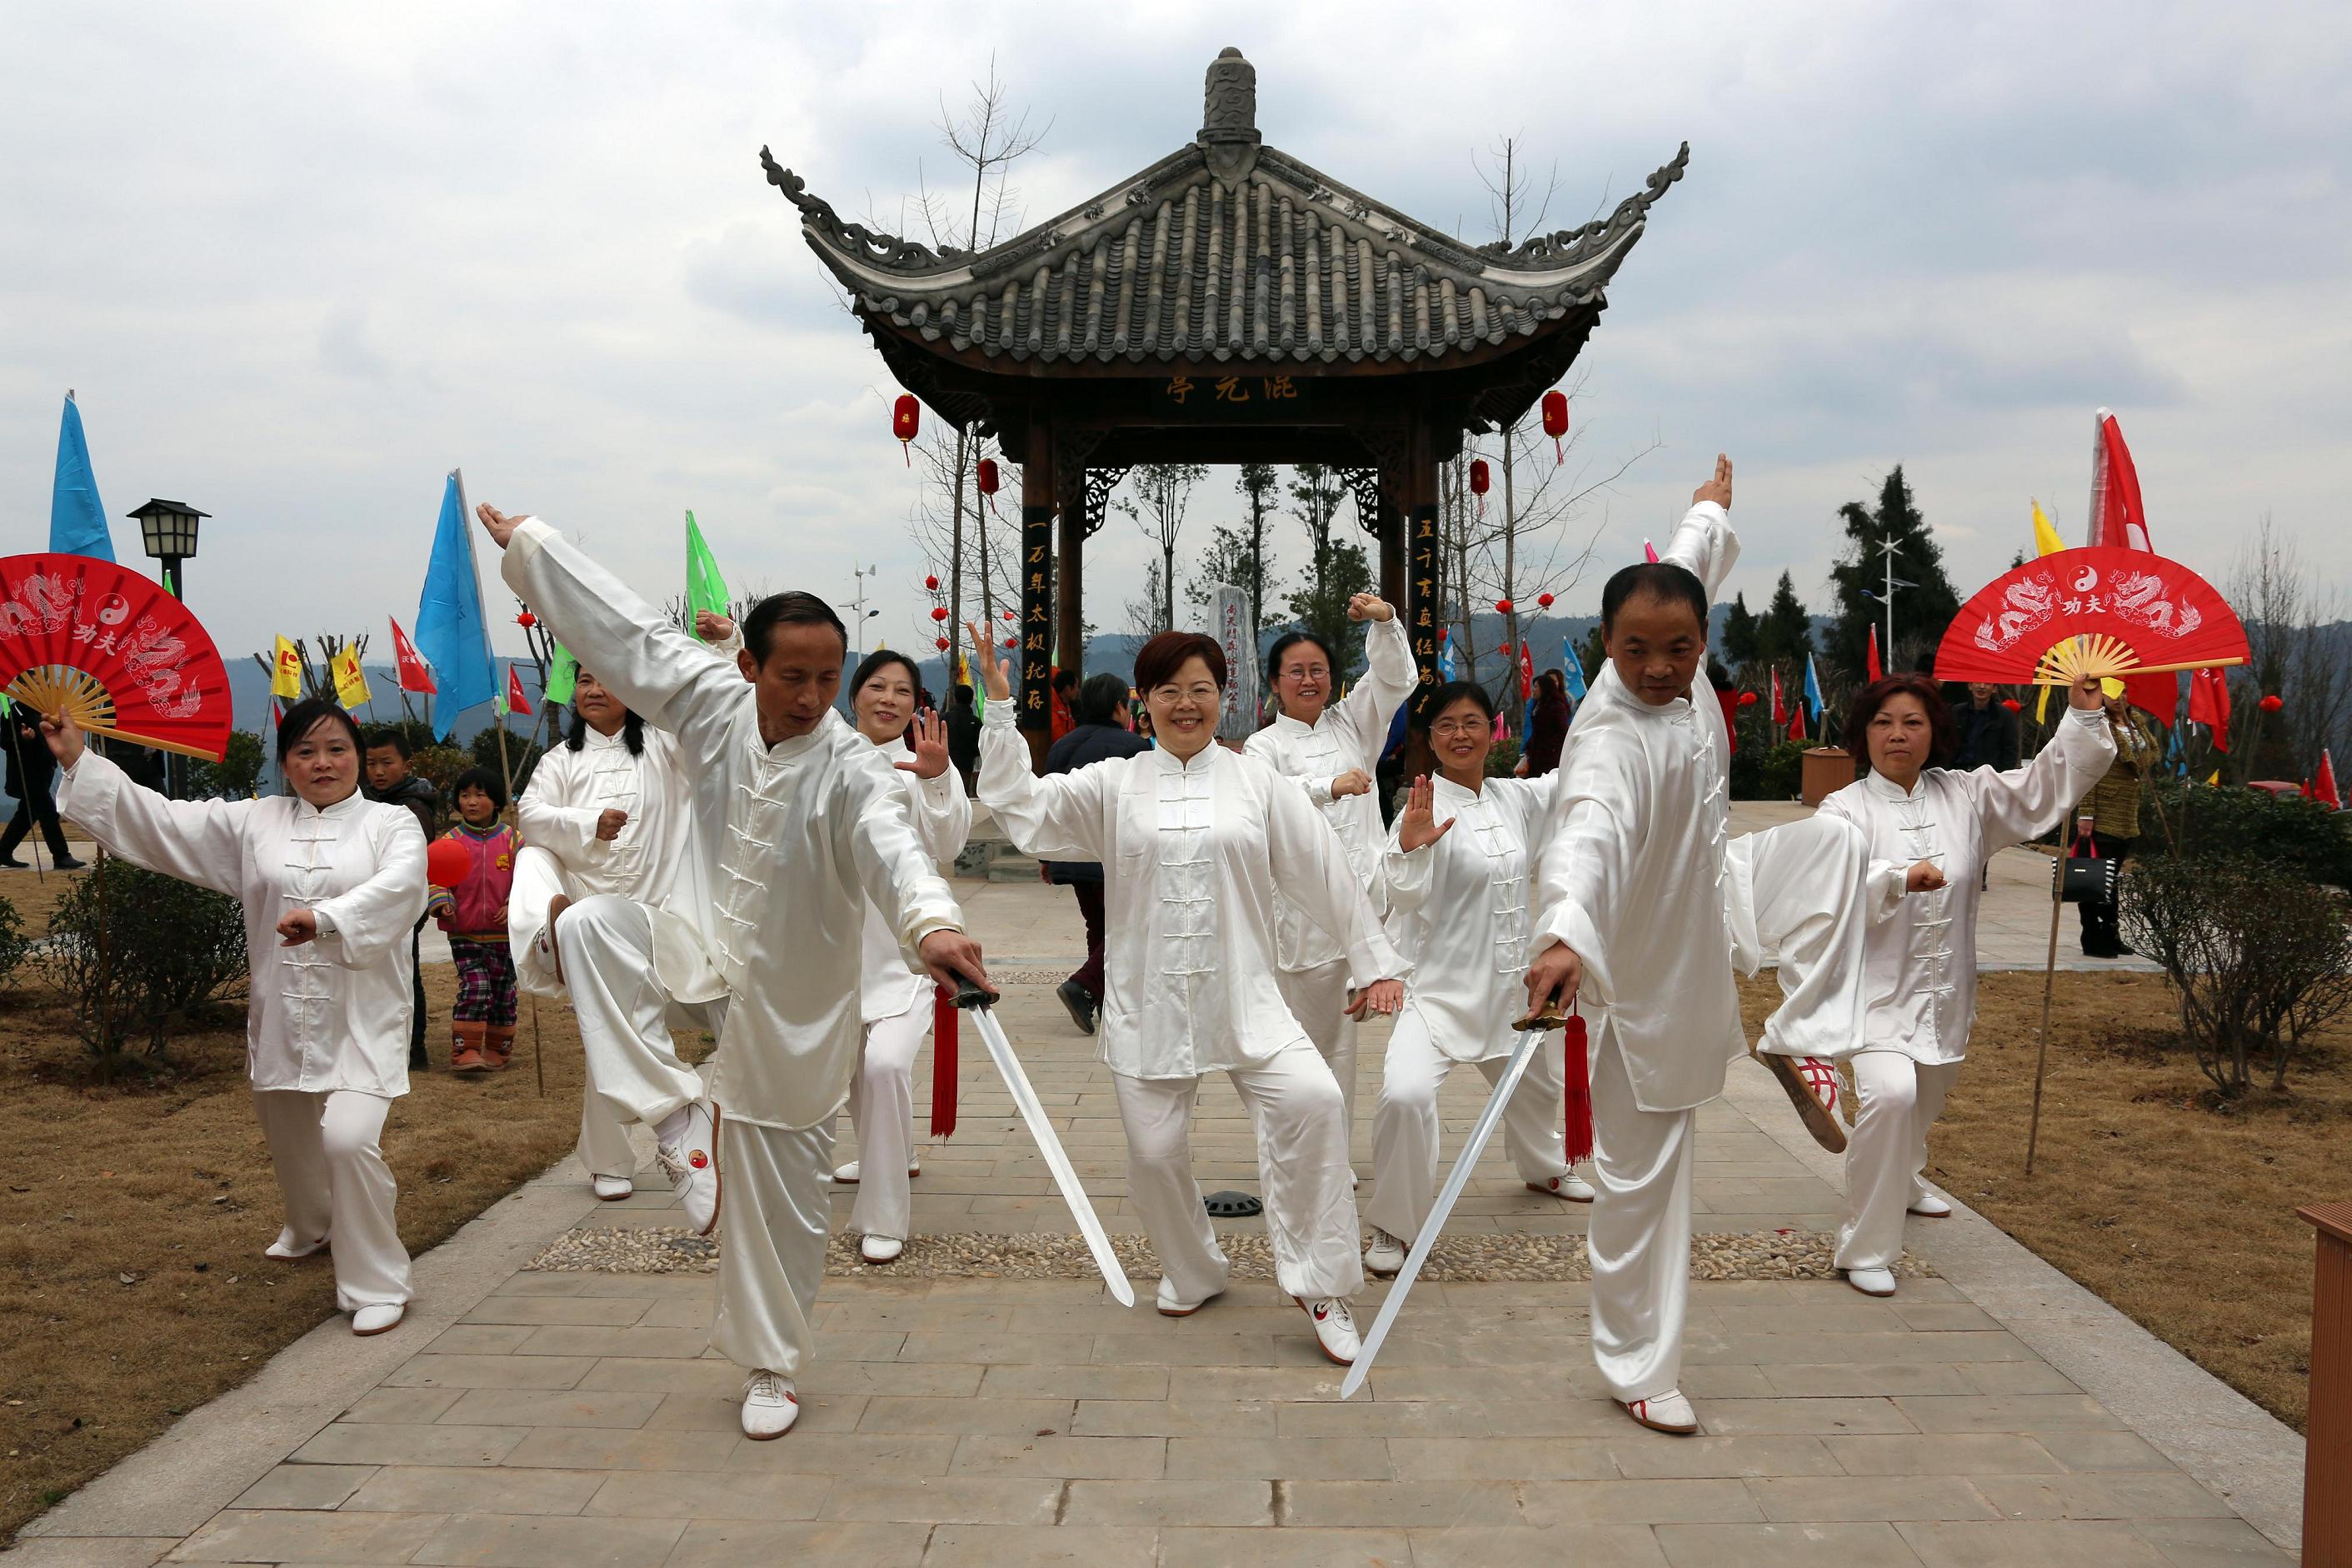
[924,574,940,592]
[1495,598,1513,616]
[1468,457,1490,519]
[935,636,951,651]
[2259,693,2284,712]
[976,457,1001,517]
[1541,390,1570,465]
[516,610,537,629]
[1738,691,1760,707]
[891,394,921,466]
[931,606,950,622]
[1536,592,1554,611]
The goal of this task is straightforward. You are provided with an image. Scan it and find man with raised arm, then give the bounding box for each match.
[473,502,991,1441]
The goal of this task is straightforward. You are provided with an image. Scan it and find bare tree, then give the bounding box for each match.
[2228,515,2351,783]
[1289,464,1348,617]
[1125,559,1169,641]
[1118,465,1208,632]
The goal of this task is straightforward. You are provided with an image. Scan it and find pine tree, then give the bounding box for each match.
[1828,466,1960,677]
[1720,592,1760,665]
[1236,463,1280,647]
[1756,572,1815,662]
[1283,538,1375,678]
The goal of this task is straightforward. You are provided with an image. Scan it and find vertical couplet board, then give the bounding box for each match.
[1019,500,1056,740]
[1408,502,1441,689]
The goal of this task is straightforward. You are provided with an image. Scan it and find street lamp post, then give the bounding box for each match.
[128,499,208,794]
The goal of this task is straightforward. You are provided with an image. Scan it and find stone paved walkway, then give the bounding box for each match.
[12,868,2295,1567]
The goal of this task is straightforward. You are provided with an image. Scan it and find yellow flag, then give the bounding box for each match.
[331,647,372,710]
[2030,502,2068,722]
[271,637,302,700]
[2206,769,2221,786]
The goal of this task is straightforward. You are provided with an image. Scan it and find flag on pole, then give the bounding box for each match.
[50,392,114,561]
[1643,540,1660,563]
[545,642,576,707]
[271,636,303,699]
[1802,652,1825,721]
[330,646,372,710]
[1437,629,1460,682]
[1865,625,1883,682]
[2188,667,2230,753]
[1789,697,1808,743]
[2088,407,2151,552]
[2318,749,2341,811]
[1517,642,1535,702]
[388,617,437,694]
[414,472,497,737]
[2030,497,2066,559]
[687,511,729,638]
[506,664,533,717]
[1561,637,1586,702]
[1770,667,1787,727]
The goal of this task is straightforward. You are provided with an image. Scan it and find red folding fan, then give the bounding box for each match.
[1934,547,2247,692]
[0,552,233,761]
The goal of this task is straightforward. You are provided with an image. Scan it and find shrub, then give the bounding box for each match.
[1485,738,1521,778]
[44,859,249,1061]
[472,725,545,796]
[186,730,265,800]
[2143,777,2352,887]
[2121,853,2352,1095]
[408,744,472,800]
[0,896,27,988]
[1756,740,1806,801]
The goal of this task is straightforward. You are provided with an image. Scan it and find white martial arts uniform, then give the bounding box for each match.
[57,752,427,1312]
[512,720,711,1183]
[502,519,965,1380]
[1243,612,1416,1134]
[1366,772,1570,1244]
[845,736,971,1244]
[1818,705,2115,1271]
[980,702,1406,1305]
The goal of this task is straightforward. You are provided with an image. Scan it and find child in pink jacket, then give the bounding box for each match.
[428,767,519,1072]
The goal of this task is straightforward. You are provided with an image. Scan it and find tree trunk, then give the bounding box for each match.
[1501,428,1521,725]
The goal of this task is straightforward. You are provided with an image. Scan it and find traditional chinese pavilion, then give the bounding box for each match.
[764,47,1685,744]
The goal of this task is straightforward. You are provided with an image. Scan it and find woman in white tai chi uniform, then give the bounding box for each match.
[512,648,722,1203]
[1243,597,1416,1156]
[974,623,1406,1364]
[47,698,427,1336]
[1820,669,2112,1297]
[1361,681,1591,1277]
[831,648,971,1264]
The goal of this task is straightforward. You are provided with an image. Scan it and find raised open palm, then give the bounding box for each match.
[897,710,951,779]
[966,621,1012,702]
[1396,775,1456,853]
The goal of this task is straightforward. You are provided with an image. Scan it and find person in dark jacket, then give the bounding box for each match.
[1949,683,2021,772]
[945,683,982,796]
[1524,668,1571,777]
[2,699,82,868]
[365,729,442,1070]
[1041,672,1146,1034]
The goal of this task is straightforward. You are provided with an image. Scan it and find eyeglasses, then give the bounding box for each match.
[1280,664,1331,683]
[1431,718,1488,738]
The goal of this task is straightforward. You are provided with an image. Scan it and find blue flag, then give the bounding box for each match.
[414,472,496,738]
[49,393,114,560]
[1436,630,1459,682]
[1561,636,1587,702]
[1802,652,1825,720]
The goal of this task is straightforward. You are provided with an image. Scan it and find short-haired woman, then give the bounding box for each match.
[45,697,428,1335]
[831,648,971,1265]
[1820,671,2111,1297]
[971,622,1406,1365]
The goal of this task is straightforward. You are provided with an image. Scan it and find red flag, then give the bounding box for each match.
[505,664,532,717]
[1517,642,1534,702]
[1789,699,1808,743]
[2089,408,2151,552]
[2319,750,2341,811]
[2187,667,2231,753]
[1865,625,1883,682]
[388,617,437,695]
[271,699,283,727]
[1770,668,1787,727]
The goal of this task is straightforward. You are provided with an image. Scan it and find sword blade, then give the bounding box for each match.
[1341,1026,1550,1399]
[969,1005,1136,1307]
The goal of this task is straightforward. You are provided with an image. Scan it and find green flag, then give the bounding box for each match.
[546,642,576,706]
[686,510,728,638]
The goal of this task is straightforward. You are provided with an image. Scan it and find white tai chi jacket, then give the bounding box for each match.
[1380,772,1556,1063]
[502,518,966,1131]
[57,752,427,1097]
[1818,705,2115,1066]
[980,703,1406,1081]
[858,734,971,1025]
[1531,499,1742,1113]
[1242,612,1416,969]
[517,723,705,908]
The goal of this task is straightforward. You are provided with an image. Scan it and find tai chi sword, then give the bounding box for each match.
[1340,1020,1553,1399]
[952,979,1136,1307]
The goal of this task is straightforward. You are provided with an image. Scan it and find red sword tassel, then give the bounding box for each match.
[1562,1005,1593,1166]
[929,981,958,1139]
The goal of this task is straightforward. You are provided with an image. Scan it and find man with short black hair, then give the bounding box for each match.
[364,728,440,1071]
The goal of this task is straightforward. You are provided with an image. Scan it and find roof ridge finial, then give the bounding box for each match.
[1200,47,1261,182]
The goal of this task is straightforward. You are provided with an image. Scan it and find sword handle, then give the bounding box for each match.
[947,973,994,1011]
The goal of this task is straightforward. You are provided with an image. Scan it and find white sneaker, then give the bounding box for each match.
[830,1160,919,1185]
[1155,1276,1222,1318]
[1527,1171,1596,1203]
[1845,1266,1898,1297]
[265,1228,329,1261]
[1622,1389,1698,1434]
[591,1175,635,1202]
[739,1370,797,1439]
[1364,1227,1407,1278]
[351,1302,405,1336]
[654,1101,722,1236]
[860,1234,906,1265]
[1297,1296,1361,1365]
[1908,1191,1953,1217]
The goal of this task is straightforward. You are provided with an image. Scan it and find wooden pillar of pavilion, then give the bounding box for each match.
[1018,409,1056,767]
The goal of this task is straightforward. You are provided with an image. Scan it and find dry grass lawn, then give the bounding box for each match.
[1741,969,2349,1433]
[0,956,661,1544]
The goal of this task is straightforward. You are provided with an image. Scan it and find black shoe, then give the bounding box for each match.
[0,858,26,871]
[1056,980,1098,1036]
[52,856,86,870]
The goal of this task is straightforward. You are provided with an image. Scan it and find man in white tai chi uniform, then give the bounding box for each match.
[476,502,988,1441]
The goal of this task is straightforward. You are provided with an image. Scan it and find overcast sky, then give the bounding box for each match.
[4,2,2346,668]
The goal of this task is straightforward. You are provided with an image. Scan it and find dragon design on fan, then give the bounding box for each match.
[2109,569,2202,639]
[1972,569,2059,653]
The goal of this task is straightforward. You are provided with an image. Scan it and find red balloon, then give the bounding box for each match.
[930,606,949,622]
[1738,691,1760,707]
[425,839,470,889]
[2260,693,2284,712]
[1536,592,1555,610]
[1495,599,1513,615]
[924,574,940,592]
[891,393,920,443]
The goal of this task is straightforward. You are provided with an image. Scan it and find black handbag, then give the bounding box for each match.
[2055,824,2120,905]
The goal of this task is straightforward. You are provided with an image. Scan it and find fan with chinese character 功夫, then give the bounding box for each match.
[1933,547,2248,692]
[0,552,233,761]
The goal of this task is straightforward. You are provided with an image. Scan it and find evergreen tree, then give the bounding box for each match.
[1574,624,1606,686]
[1720,592,1760,665]
[1184,524,1286,625]
[1235,463,1281,647]
[1756,572,1815,662]
[1828,465,1960,677]
[1282,537,1375,677]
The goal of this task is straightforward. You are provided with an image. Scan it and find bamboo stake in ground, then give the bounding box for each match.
[529,995,544,1097]
[2025,860,2065,1176]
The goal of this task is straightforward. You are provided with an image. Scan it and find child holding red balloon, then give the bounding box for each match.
[427,768,520,1073]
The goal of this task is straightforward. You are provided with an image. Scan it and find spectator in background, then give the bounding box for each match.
[1523,668,1571,777]
[1041,672,1147,1035]
[1050,668,1078,742]
[427,767,519,1073]
[944,683,981,796]
[1950,682,2021,772]
[366,730,442,1071]
[1708,662,1740,757]
[2,699,82,869]
[2078,694,2158,958]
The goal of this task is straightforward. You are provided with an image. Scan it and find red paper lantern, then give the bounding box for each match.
[515,610,537,629]
[935,636,950,651]
[1495,599,1513,615]
[2001,697,2023,712]
[891,393,920,464]
[1541,389,1570,463]
[2260,693,2284,712]
[931,606,950,622]
[1738,691,1760,707]
[1536,592,1555,610]
[924,574,940,592]
[1004,636,1018,649]
[1001,608,1014,621]
[976,458,1000,494]
[1468,459,1490,494]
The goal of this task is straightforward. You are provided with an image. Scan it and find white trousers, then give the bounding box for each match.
[1727,814,1872,1061]
[1585,1030,1695,1403]
[709,1115,835,1379]
[512,848,639,1181]
[252,1088,412,1312]
[1365,1011,1570,1243]
[1275,959,1361,1146]
[556,895,712,1131]
[1111,1044,1365,1306]
[1835,1051,1961,1271]
[845,994,931,1242]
